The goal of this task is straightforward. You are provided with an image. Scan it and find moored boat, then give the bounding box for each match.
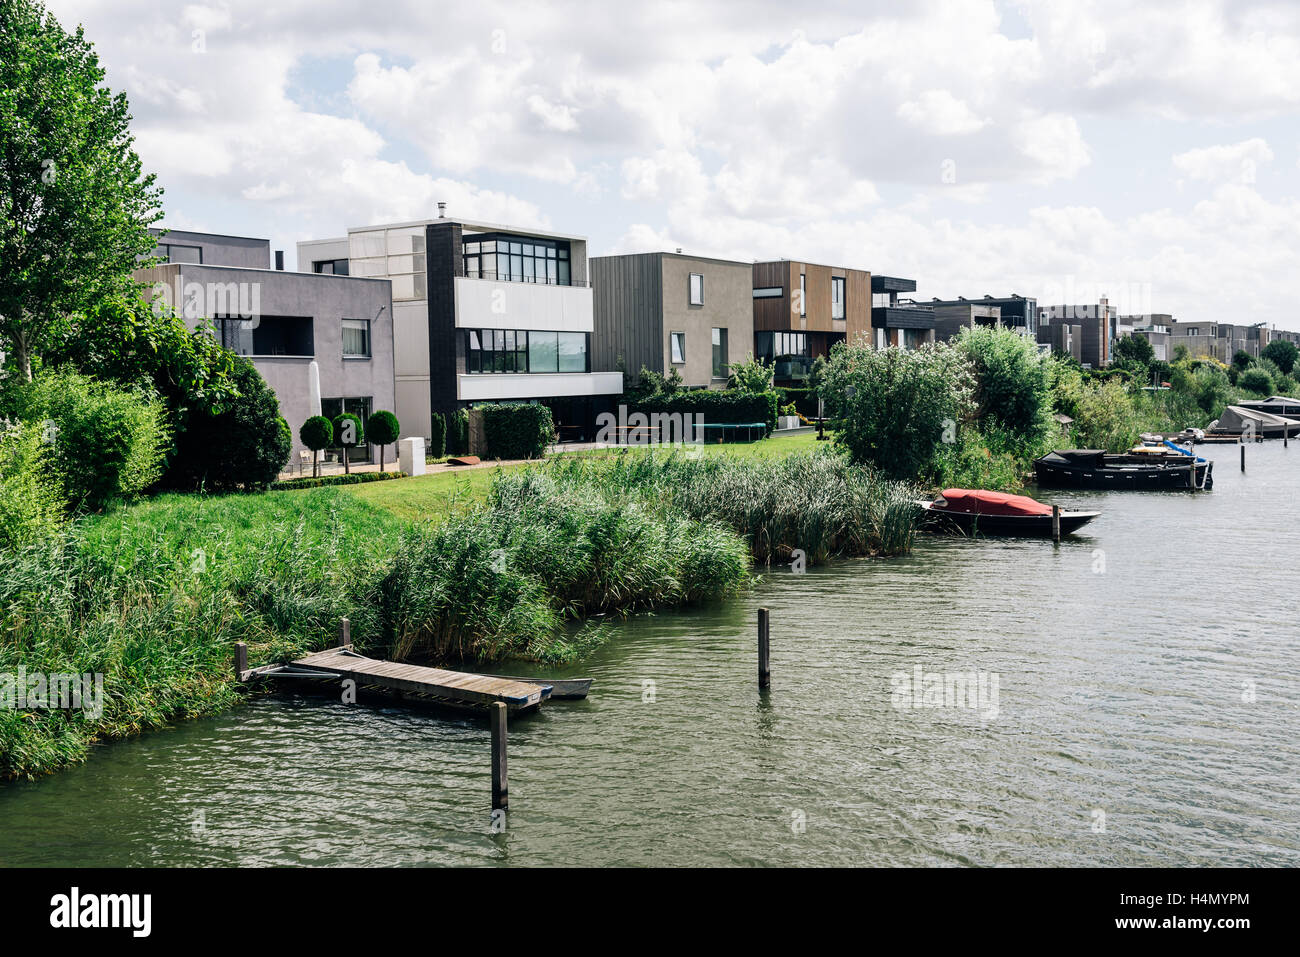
[917,488,1099,537]
[1235,395,1300,420]
[1034,448,1212,490]
[1207,405,1300,440]
[487,676,592,700]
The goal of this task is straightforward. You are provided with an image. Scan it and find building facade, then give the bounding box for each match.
[1037,299,1116,368]
[304,217,622,444]
[871,276,936,350]
[1166,320,1273,363]
[751,259,872,382]
[138,229,395,466]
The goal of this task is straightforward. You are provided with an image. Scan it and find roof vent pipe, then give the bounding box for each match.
[437,202,446,218]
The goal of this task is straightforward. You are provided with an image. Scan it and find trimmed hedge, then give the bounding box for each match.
[429,412,447,459]
[630,390,779,433]
[274,471,408,491]
[449,408,470,456]
[481,403,554,460]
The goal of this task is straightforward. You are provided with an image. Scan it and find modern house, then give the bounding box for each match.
[930,299,1001,342]
[301,215,622,443]
[1166,320,1273,363]
[929,294,1038,342]
[136,228,395,466]
[751,259,872,383]
[871,276,936,350]
[1124,315,1173,361]
[590,251,753,390]
[1037,299,1116,368]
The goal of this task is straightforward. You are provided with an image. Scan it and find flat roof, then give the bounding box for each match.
[752,257,870,273]
[592,250,753,269]
[133,261,393,285]
[345,217,586,244]
[150,227,271,244]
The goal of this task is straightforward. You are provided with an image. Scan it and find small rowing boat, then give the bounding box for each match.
[917,489,1099,538]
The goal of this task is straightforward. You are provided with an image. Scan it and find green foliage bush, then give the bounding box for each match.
[630,389,779,432]
[822,343,973,480]
[299,415,332,450]
[165,355,290,492]
[1238,366,1274,396]
[428,411,447,459]
[1261,339,1298,376]
[728,353,775,393]
[23,369,170,510]
[451,408,470,455]
[274,471,407,491]
[954,325,1053,443]
[481,403,554,459]
[0,420,66,549]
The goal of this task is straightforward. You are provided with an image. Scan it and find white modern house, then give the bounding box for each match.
[299,212,623,443]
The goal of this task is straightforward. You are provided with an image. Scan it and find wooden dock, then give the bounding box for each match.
[243,646,553,711]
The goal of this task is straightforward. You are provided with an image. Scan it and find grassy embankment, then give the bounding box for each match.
[4,434,918,778]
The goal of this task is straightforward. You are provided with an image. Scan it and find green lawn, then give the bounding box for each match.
[344,430,825,521]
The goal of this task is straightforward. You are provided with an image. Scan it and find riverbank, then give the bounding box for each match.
[1,440,917,779]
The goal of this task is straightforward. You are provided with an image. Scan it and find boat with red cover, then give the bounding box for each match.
[917,488,1100,537]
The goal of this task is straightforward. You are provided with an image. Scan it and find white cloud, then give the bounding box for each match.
[897,90,988,136]
[1172,138,1273,184]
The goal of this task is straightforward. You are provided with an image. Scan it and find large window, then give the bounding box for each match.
[689,273,704,306]
[214,316,314,357]
[321,396,372,464]
[314,259,350,276]
[832,277,845,319]
[712,328,729,378]
[466,329,589,373]
[463,234,570,285]
[756,331,807,360]
[799,273,806,317]
[154,243,202,264]
[670,332,686,364]
[342,318,371,357]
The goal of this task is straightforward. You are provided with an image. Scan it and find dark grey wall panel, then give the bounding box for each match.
[590,254,663,378]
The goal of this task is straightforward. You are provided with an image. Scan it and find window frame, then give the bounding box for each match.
[689,273,704,307]
[341,318,372,359]
[670,331,686,364]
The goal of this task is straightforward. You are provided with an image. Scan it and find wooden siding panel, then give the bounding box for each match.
[590,254,663,375]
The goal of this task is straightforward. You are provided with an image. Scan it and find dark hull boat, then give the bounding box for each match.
[918,489,1099,538]
[1207,405,1300,440]
[1034,449,1212,490]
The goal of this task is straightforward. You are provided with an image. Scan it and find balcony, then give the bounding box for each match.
[873,303,936,330]
[774,355,816,381]
[454,276,594,333]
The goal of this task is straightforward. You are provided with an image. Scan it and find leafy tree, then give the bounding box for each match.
[366,410,400,471]
[629,364,683,399]
[0,0,165,380]
[1261,339,1297,377]
[1232,349,1254,371]
[165,355,290,491]
[332,412,363,475]
[299,415,332,478]
[727,353,775,393]
[821,343,974,480]
[1114,334,1155,368]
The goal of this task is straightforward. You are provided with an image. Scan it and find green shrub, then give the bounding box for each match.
[428,412,447,459]
[630,389,779,433]
[822,343,974,479]
[451,408,470,455]
[0,421,66,549]
[366,410,400,470]
[1239,367,1274,396]
[481,403,553,459]
[1261,339,1298,376]
[954,324,1053,442]
[23,369,170,510]
[274,471,407,491]
[728,353,775,393]
[165,355,290,491]
[331,412,363,475]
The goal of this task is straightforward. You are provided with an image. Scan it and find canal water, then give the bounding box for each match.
[2,442,1297,866]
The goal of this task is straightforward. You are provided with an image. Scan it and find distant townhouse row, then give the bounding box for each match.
[155,213,1251,457]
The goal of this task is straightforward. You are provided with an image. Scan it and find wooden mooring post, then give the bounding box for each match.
[1051,505,1061,544]
[234,641,247,681]
[491,701,508,811]
[338,616,352,648]
[1241,443,1246,472]
[758,607,771,690]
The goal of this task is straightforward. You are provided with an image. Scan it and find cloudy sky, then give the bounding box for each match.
[45,0,1300,328]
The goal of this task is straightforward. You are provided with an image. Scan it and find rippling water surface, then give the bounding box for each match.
[2,442,1297,866]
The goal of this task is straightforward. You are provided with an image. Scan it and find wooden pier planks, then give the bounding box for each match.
[287,647,550,708]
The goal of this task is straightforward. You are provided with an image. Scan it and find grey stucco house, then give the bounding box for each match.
[135,229,396,468]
